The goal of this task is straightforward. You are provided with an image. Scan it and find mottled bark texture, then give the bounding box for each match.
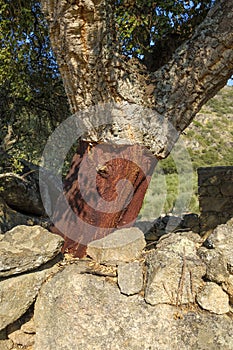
[41,0,233,153]
[41,0,233,257]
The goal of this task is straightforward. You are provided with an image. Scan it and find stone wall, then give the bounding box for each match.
[198,166,233,231]
[2,223,233,349]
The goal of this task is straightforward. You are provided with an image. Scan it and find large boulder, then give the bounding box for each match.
[0,171,44,216]
[34,264,233,350]
[0,196,47,233]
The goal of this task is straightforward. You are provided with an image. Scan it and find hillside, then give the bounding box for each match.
[183,86,233,168]
[140,86,233,219]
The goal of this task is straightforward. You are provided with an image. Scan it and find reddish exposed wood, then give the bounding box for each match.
[50,140,157,257]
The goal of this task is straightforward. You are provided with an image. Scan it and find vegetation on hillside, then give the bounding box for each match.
[140,86,233,218]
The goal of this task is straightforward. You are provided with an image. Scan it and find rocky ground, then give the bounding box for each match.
[0,219,233,349]
[1,159,233,349]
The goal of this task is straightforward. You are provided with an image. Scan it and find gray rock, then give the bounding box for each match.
[145,232,206,306]
[21,317,36,334]
[182,213,200,232]
[0,339,13,350]
[0,171,45,216]
[0,270,48,331]
[196,282,230,314]
[34,264,233,350]
[117,261,144,295]
[140,215,183,237]
[0,329,13,350]
[222,275,233,304]
[134,219,159,240]
[0,225,64,277]
[137,214,200,242]
[165,215,182,232]
[0,196,47,234]
[87,227,146,263]
[8,331,32,348]
[8,329,34,348]
[208,219,233,273]
[197,247,229,283]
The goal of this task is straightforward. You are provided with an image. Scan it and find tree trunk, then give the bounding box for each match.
[41,0,233,257]
[50,141,157,257]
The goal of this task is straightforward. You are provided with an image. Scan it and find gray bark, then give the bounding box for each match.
[41,0,233,158]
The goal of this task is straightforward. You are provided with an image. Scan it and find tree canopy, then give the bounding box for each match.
[116,0,214,70]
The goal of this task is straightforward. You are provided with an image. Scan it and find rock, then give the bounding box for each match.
[200,197,229,213]
[165,215,182,232]
[0,225,64,277]
[200,213,221,231]
[8,329,34,348]
[0,171,45,216]
[137,214,200,243]
[134,219,160,241]
[155,230,202,254]
[222,275,233,304]
[0,196,47,234]
[221,182,233,196]
[6,308,35,349]
[182,213,200,232]
[208,219,233,273]
[34,264,233,350]
[0,339,13,350]
[197,247,229,283]
[0,329,13,350]
[117,261,144,295]
[21,318,36,334]
[87,227,146,263]
[196,282,229,314]
[145,232,206,306]
[0,270,49,331]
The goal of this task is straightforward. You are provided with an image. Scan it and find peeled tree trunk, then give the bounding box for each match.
[40,0,233,257]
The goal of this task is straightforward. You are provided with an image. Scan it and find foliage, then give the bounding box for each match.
[0,0,69,171]
[115,0,215,70]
